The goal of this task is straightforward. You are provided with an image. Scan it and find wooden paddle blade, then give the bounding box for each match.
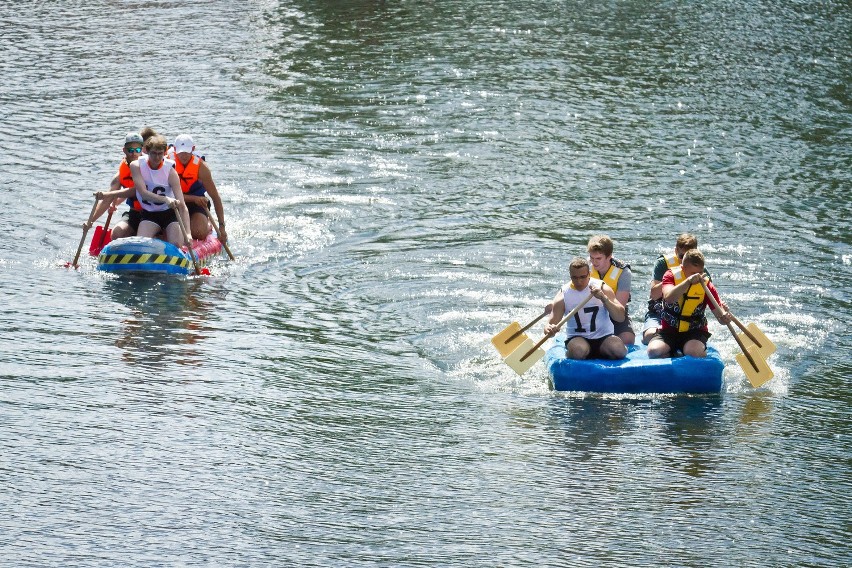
[737,323,776,359]
[736,345,774,388]
[491,322,529,357]
[503,337,546,376]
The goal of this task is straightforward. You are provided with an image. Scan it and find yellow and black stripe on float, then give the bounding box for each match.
[98,252,190,269]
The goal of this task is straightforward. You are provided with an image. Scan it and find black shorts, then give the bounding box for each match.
[140,208,178,230]
[612,314,634,337]
[566,335,613,359]
[187,198,211,218]
[121,209,142,232]
[651,328,712,354]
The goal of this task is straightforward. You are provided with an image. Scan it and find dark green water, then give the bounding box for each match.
[0,1,849,565]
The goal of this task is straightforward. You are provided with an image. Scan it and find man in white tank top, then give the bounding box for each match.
[545,257,628,360]
[95,134,191,248]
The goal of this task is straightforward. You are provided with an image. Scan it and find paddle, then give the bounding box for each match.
[728,312,776,359]
[202,203,234,261]
[89,203,115,256]
[68,197,99,268]
[503,293,594,376]
[491,308,550,358]
[171,202,202,276]
[700,280,773,387]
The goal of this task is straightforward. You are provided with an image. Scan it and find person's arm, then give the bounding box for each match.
[183,193,205,206]
[95,186,136,204]
[648,280,663,300]
[648,258,668,300]
[167,167,192,233]
[199,162,227,243]
[90,173,122,222]
[544,291,566,336]
[614,269,631,308]
[594,282,625,322]
[663,272,700,303]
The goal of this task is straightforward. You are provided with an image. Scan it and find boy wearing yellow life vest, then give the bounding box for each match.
[641,233,712,344]
[167,134,228,244]
[647,250,731,359]
[544,257,628,361]
[587,235,634,346]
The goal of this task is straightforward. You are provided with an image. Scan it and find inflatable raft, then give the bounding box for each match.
[545,340,724,394]
[96,235,221,275]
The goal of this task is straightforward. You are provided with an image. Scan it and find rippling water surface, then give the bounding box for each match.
[0,1,849,566]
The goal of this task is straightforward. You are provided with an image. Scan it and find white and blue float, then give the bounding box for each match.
[94,234,221,276]
[545,340,724,394]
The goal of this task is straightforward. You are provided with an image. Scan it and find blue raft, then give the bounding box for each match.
[97,235,221,275]
[545,341,724,394]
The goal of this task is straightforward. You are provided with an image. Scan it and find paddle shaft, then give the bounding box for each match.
[520,293,594,362]
[504,311,549,345]
[202,204,234,261]
[71,198,99,267]
[172,203,201,275]
[700,280,762,373]
[725,321,762,373]
[728,312,765,349]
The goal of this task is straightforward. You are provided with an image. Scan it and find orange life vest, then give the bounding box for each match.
[118,160,142,211]
[173,154,206,196]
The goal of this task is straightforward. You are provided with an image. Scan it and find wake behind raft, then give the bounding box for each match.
[93,234,221,276]
[545,340,724,394]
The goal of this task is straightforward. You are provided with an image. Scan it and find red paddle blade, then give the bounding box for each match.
[88,226,112,256]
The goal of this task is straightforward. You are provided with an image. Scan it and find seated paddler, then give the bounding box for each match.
[647,249,731,359]
[544,256,628,361]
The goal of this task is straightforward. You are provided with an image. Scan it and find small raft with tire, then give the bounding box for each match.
[545,341,724,394]
[96,235,221,275]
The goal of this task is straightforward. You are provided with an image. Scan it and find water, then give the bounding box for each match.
[1,1,850,566]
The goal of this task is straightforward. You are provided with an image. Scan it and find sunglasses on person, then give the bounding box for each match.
[124,146,142,153]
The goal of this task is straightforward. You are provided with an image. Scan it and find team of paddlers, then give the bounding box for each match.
[543,234,731,362]
[88,128,227,250]
[84,132,725,364]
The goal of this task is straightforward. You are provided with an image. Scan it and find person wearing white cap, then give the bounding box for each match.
[96,134,191,247]
[168,134,227,244]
